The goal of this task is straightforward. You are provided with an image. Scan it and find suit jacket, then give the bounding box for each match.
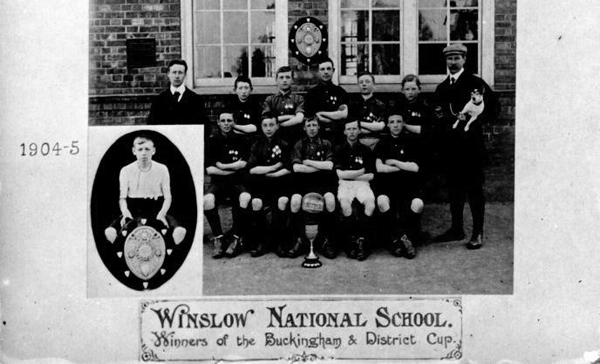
[433,72,499,167]
[147,87,209,125]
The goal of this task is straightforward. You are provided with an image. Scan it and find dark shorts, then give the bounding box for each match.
[205,174,248,201]
[110,197,180,230]
[292,171,337,196]
[375,173,423,204]
[250,174,292,204]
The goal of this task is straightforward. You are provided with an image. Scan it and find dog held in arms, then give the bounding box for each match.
[453,87,485,132]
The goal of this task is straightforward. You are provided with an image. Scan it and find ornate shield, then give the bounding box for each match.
[289,17,328,64]
[124,225,166,280]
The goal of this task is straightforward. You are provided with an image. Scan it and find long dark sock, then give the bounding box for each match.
[204,208,223,237]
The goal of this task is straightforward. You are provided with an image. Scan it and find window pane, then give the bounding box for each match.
[196,46,221,78]
[418,43,446,74]
[223,12,248,44]
[372,44,400,74]
[249,45,274,78]
[372,0,400,8]
[251,0,275,10]
[419,10,447,41]
[194,0,219,11]
[419,0,446,8]
[341,10,369,42]
[194,12,220,44]
[450,9,478,41]
[341,43,368,76]
[224,45,248,78]
[251,11,275,43]
[462,42,478,74]
[223,0,247,10]
[373,11,399,41]
[451,0,478,7]
[341,0,369,8]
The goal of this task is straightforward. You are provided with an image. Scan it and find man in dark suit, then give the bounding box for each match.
[147,59,209,125]
[432,44,498,250]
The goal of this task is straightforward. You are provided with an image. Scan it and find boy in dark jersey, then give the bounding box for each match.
[227,76,262,142]
[247,114,292,257]
[305,57,349,144]
[374,111,424,259]
[288,117,337,258]
[204,112,252,258]
[349,71,387,150]
[334,120,376,261]
[262,66,305,144]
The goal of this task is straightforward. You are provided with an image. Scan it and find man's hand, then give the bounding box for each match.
[156,212,168,227]
[120,210,133,227]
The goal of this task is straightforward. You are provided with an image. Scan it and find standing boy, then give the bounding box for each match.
[334,120,376,261]
[227,76,262,142]
[305,57,349,143]
[262,66,305,144]
[247,115,292,257]
[349,72,387,150]
[204,112,252,258]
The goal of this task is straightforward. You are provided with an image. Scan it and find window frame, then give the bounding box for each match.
[330,0,494,92]
[181,0,288,94]
[182,0,494,94]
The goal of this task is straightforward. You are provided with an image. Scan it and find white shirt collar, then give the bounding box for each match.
[170,84,186,100]
[448,68,465,83]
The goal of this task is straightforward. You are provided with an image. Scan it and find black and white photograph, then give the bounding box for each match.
[2,0,600,363]
[87,127,203,296]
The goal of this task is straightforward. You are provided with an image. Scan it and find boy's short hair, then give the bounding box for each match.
[275,66,293,78]
[303,116,321,127]
[234,76,253,90]
[401,74,421,89]
[343,119,361,129]
[318,57,335,68]
[357,71,375,82]
[385,109,406,121]
[168,59,188,73]
[219,111,234,120]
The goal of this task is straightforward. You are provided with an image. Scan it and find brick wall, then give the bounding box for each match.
[89,0,181,96]
[88,0,516,202]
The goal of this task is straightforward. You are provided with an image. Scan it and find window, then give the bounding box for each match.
[181,0,288,90]
[182,0,494,92]
[418,0,480,75]
[330,0,493,89]
[339,0,402,77]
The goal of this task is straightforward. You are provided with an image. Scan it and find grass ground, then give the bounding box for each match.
[203,203,513,296]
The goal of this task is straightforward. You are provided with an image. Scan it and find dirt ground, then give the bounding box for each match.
[202,203,513,296]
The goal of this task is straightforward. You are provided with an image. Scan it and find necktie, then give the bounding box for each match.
[450,77,455,85]
[173,91,181,102]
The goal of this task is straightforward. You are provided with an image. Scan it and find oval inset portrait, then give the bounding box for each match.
[90,130,197,291]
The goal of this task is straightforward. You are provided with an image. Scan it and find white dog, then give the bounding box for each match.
[453,88,485,132]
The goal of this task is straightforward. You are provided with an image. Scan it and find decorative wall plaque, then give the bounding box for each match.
[289,17,328,64]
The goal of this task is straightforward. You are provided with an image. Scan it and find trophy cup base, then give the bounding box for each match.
[302,257,322,268]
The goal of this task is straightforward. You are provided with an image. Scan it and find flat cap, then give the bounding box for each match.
[443,43,468,56]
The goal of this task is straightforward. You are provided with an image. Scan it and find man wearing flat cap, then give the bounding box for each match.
[432,43,498,250]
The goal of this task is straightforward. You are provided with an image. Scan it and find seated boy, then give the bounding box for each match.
[334,120,376,261]
[289,117,337,258]
[375,111,424,259]
[104,134,186,245]
[247,114,292,257]
[204,112,252,259]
